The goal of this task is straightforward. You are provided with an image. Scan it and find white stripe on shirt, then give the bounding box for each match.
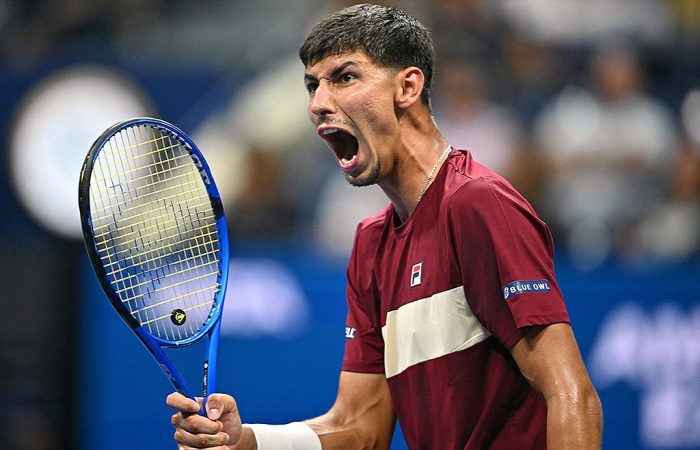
[382,286,491,378]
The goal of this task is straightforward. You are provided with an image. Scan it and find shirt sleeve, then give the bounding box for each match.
[448,176,570,349]
[341,223,385,374]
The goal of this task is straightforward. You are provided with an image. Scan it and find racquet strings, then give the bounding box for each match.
[88,125,221,343]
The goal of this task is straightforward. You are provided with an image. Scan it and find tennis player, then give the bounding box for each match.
[168,4,603,449]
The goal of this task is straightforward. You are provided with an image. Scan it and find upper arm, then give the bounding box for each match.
[305,371,395,450]
[511,323,603,448]
[511,323,593,398]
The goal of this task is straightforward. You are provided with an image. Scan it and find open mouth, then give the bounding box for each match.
[319,128,359,167]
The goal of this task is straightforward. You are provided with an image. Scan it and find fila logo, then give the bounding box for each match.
[345,327,356,339]
[410,262,423,287]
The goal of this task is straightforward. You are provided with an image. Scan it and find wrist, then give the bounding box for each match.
[232,426,259,450]
[247,422,322,450]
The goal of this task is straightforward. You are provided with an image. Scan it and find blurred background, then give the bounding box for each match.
[1,0,699,448]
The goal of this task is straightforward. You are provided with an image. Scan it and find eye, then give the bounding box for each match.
[306,81,318,94]
[340,72,357,83]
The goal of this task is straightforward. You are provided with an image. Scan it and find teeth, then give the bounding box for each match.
[322,128,339,135]
[341,154,357,165]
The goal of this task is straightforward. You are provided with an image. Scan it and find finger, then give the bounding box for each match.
[179,447,229,450]
[171,411,224,435]
[173,427,230,449]
[179,447,223,450]
[167,392,201,414]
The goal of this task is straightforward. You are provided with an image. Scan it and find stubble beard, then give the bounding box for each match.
[345,160,380,187]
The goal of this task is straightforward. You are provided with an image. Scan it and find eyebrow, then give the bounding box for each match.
[304,61,360,84]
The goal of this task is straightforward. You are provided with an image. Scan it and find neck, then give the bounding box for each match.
[378,113,449,222]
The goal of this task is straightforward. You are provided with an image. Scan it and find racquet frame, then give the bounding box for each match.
[78,117,229,404]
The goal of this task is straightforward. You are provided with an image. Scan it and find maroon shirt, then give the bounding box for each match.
[342,149,569,449]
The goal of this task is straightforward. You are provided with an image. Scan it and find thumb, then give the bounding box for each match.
[207,394,243,445]
[205,393,242,444]
[205,393,236,421]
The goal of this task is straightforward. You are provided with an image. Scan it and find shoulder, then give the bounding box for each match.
[349,205,391,258]
[357,205,390,232]
[443,150,533,216]
[356,205,391,238]
[347,206,391,291]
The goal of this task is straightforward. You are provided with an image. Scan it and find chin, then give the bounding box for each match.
[345,162,380,187]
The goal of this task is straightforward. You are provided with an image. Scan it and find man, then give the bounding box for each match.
[168,4,603,449]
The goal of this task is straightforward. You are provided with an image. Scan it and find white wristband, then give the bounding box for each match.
[247,422,322,450]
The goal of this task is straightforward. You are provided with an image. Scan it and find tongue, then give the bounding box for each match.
[328,130,358,162]
[342,137,358,161]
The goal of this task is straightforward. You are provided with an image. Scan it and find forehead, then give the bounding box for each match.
[304,50,379,76]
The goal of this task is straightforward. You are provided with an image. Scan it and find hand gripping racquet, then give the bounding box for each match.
[79,117,229,410]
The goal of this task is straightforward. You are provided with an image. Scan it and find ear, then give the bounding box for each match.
[394,67,425,109]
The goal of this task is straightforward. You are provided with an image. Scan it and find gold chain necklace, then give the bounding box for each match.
[417,145,451,203]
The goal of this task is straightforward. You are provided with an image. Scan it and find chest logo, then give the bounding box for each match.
[410,262,423,287]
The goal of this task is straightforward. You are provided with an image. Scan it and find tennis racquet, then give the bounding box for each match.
[78,117,229,411]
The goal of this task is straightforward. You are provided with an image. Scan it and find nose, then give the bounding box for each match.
[309,79,335,118]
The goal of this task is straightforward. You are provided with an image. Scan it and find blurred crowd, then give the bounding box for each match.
[195,0,700,270]
[1,0,699,271]
[430,0,700,270]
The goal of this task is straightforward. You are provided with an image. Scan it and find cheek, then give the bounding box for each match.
[306,105,317,124]
[345,89,393,126]
[361,100,395,134]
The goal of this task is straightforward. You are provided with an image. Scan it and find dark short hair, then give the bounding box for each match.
[299,3,435,108]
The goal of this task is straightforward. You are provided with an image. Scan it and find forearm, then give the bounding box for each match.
[231,416,388,450]
[305,371,394,449]
[305,410,392,449]
[545,388,603,449]
[230,372,394,450]
[308,419,367,449]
